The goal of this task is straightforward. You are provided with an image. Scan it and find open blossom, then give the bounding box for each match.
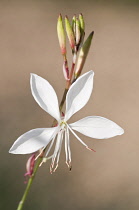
[9,71,124,172]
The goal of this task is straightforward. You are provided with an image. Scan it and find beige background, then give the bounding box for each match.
[1,0,139,209]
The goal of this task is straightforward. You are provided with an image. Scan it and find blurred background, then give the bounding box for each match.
[1,0,139,209]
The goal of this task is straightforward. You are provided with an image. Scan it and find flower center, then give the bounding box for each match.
[60,120,66,129]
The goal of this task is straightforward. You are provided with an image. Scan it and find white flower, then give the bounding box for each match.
[9,71,124,172]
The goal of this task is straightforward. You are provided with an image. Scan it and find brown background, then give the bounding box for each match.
[1,0,139,209]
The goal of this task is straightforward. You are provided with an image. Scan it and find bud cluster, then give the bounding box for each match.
[57,14,94,84]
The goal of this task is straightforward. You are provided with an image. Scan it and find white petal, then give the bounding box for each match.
[9,127,59,154]
[64,70,94,121]
[30,74,60,121]
[70,116,124,139]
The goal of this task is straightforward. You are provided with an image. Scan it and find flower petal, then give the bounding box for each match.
[9,127,59,154]
[70,116,124,139]
[30,74,60,121]
[64,70,94,121]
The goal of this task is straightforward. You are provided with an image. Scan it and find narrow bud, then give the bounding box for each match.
[75,18,81,46]
[75,31,94,77]
[65,16,75,50]
[78,13,85,48]
[72,15,76,35]
[57,14,66,55]
[24,154,35,183]
[79,13,85,33]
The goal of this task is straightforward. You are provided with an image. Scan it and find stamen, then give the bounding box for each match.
[50,130,62,173]
[66,127,71,163]
[39,160,45,167]
[86,147,96,152]
[56,132,63,164]
[50,165,53,174]
[66,160,72,168]
[69,165,72,171]
[35,148,44,160]
[65,131,68,163]
[45,136,56,157]
[67,123,96,152]
[53,164,58,172]
[65,159,72,171]
[39,157,47,167]
[64,127,72,170]
[66,161,70,167]
[50,158,56,172]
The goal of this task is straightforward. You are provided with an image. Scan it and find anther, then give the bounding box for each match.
[86,147,96,152]
[53,164,58,172]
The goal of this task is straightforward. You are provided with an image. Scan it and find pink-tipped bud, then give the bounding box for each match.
[65,16,75,50]
[24,154,35,183]
[57,14,66,55]
[75,31,94,78]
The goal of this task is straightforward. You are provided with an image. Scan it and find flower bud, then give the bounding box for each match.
[75,18,81,46]
[75,31,94,78]
[24,154,35,183]
[72,15,76,35]
[65,16,75,50]
[78,13,85,48]
[57,14,66,55]
[79,13,85,33]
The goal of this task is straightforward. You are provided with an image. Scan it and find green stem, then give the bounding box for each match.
[17,157,42,210]
[59,88,68,112]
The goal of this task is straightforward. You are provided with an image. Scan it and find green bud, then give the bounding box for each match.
[65,16,75,50]
[75,18,81,46]
[57,14,66,55]
[75,31,94,78]
[79,13,85,33]
[78,13,85,49]
[72,15,76,35]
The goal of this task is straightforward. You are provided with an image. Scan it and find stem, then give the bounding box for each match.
[52,88,68,127]
[59,88,68,112]
[66,52,76,88]
[17,157,42,210]
[67,62,75,88]
[58,53,77,116]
